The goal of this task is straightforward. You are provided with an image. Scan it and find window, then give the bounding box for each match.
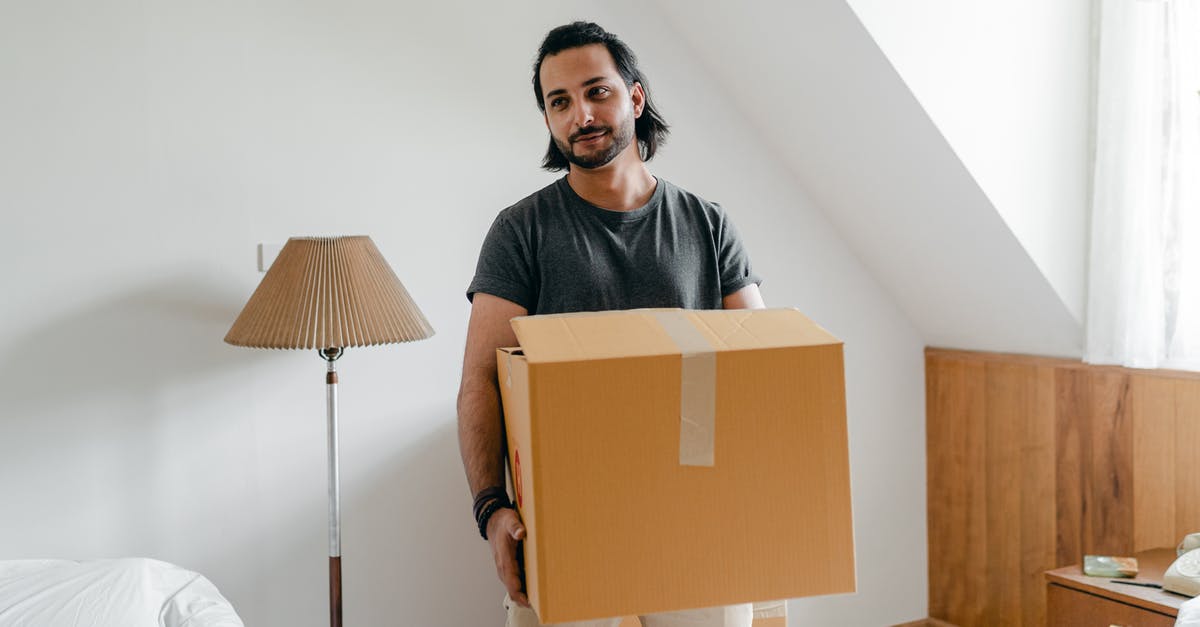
[1086,0,1200,371]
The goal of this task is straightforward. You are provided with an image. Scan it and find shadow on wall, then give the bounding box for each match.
[346,419,504,626]
[1,275,252,405]
[246,417,504,626]
[0,275,263,551]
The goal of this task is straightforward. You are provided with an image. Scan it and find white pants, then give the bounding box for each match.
[503,595,754,627]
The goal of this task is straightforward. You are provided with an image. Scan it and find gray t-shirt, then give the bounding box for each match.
[467,176,761,314]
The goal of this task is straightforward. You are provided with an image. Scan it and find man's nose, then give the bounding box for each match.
[575,102,595,128]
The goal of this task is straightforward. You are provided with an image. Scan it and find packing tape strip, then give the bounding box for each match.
[651,311,717,467]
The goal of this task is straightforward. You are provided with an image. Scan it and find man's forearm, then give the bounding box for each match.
[457,381,508,497]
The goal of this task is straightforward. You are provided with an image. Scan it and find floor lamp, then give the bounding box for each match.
[224,235,434,627]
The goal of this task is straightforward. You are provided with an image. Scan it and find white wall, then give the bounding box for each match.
[650,0,1083,359]
[0,2,926,625]
[846,0,1094,322]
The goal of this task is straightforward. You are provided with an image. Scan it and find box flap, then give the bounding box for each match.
[510,308,839,363]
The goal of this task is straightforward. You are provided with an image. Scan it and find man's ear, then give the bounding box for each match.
[631,82,645,118]
[544,113,550,130]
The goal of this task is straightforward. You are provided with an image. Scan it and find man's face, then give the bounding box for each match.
[539,44,644,170]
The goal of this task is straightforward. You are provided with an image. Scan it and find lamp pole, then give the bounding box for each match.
[323,347,344,627]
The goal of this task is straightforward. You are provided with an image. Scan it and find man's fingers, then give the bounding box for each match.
[498,555,527,605]
[491,516,528,607]
[501,567,523,596]
[489,510,529,607]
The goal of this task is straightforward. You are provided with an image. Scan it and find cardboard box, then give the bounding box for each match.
[497,308,855,623]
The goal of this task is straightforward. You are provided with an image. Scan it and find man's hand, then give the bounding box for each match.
[487,507,529,606]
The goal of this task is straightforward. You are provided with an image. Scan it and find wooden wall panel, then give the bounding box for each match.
[1054,367,1088,569]
[983,362,1024,625]
[925,354,987,625]
[984,361,1057,625]
[1133,376,1177,552]
[1176,380,1200,538]
[1089,371,1135,557]
[1055,368,1135,564]
[1019,365,1057,627]
[927,349,1198,627]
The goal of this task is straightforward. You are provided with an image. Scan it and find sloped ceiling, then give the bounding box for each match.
[650,0,1083,357]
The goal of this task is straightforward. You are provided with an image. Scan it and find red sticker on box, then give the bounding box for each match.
[514,449,523,509]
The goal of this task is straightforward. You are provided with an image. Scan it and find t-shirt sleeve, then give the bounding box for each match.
[714,203,763,297]
[466,212,537,311]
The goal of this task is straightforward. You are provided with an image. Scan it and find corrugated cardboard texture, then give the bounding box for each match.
[497,347,542,614]
[499,309,855,623]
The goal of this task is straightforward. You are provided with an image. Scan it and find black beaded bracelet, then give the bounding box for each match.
[473,486,508,521]
[477,498,512,540]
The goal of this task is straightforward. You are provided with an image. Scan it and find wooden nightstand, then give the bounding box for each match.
[1045,548,1190,626]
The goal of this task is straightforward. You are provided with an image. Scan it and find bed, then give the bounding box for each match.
[0,558,243,626]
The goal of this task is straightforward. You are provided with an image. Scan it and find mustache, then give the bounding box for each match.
[570,126,611,142]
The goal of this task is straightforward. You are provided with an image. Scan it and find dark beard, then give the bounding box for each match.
[554,117,636,169]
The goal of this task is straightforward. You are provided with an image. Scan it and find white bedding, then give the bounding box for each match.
[0,558,243,627]
[1179,595,1200,627]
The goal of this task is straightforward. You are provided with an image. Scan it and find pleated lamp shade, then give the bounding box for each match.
[225,236,434,350]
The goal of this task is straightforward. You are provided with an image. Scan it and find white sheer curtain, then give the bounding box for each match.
[1086,0,1200,371]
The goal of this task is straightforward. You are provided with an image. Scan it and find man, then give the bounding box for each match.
[458,21,765,627]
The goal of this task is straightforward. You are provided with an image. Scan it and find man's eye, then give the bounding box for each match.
[550,97,567,109]
[590,87,610,98]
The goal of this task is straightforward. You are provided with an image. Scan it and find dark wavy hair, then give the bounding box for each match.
[533,22,670,171]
